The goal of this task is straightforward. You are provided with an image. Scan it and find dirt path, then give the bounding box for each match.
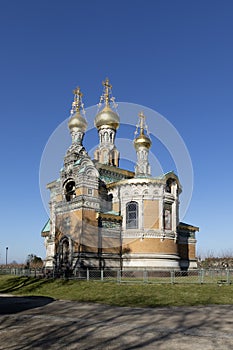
[0,294,233,349]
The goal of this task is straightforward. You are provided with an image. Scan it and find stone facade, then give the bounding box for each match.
[41,80,199,272]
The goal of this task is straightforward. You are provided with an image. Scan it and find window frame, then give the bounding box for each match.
[126,201,139,229]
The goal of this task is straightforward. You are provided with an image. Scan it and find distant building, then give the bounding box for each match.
[41,79,199,272]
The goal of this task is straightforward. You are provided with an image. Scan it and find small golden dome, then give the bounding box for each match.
[95,105,120,130]
[134,131,151,150]
[68,111,87,132]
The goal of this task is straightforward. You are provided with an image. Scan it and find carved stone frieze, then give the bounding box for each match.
[55,195,100,214]
[122,229,176,239]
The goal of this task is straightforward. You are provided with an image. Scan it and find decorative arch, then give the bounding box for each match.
[86,166,98,177]
[126,201,138,229]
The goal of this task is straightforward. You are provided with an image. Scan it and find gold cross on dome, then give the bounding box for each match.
[73,86,83,112]
[139,112,146,132]
[73,86,83,98]
[102,77,112,106]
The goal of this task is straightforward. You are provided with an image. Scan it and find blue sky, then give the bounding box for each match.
[0,0,232,263]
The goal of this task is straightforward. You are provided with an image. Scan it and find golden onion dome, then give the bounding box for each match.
[68,111,87,133]
[95,105,120,130]
[134,131,152,150]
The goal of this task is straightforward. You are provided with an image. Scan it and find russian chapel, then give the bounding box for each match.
[41,79,199,272]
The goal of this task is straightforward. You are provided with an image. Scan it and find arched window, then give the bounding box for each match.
[64,179,76,202]
[103,150,108,164]
[126,201,138,229]
[59,237,70,267]
[166,179,173,193]
[163,205,172,230]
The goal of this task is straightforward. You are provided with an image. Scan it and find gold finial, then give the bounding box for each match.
[134,112,151,150]
[102,77,112,106]
[69,86,87,133]
[139,112,146,134]
[73,86,83,112]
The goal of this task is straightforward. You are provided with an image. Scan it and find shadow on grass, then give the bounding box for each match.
[0,276,54,294]
[0,295,54,314]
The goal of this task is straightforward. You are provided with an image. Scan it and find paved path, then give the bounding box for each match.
[0,294,233,349]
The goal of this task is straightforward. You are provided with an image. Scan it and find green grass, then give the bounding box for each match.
[0,275,233,307]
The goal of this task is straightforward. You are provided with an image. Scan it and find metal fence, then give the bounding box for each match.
[1,267,233,284]
[0,267,44,278]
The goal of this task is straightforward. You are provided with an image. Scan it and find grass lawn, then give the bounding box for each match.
[0,275,233,308]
